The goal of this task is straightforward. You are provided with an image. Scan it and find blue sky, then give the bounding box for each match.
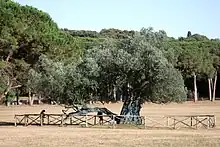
[14,0,220,38]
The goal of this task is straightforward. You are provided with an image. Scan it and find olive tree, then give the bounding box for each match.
[82,32,187,123]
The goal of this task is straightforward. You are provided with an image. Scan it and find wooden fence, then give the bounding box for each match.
[166,115,216,129]
[14,114,216,129]
[14,114,65,126]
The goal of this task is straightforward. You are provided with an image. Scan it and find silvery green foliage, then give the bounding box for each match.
[129,34,186,102]
[28,55,66,101]
[28,55,99,104]
[29,30,187,104]
[84,32,187,103]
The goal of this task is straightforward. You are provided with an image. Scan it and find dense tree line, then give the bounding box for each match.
[1,0,220,109]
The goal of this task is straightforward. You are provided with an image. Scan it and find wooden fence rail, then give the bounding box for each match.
[166,115,216,129]
[14,113,216,129]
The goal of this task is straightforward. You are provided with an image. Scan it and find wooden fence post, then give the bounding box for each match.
[40,114,43,126]
[191,117,193,127]
[60,115,64,127]
[207,116,210,129]
[70,117,72,125]
[112,115,116,129]
[14,115,17,127]
[85,115,88,127]
[94,116,96,125]
[144,116,147,129]
[24,115,28,126]
[214,115,216,127]
[47,115,49,125]
[195,116,198,129]
[166,116,169,128]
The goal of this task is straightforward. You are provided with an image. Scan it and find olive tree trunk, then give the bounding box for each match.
[119,98,142,124]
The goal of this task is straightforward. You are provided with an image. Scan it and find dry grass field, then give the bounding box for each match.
[1,101,220,147]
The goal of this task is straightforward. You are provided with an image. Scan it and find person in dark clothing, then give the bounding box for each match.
[40,110,46,125]
[97,111,103,125]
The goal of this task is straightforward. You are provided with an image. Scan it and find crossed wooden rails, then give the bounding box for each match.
[14,114,216,129]
[14,114,66,126]
[14,114,118,127]
[144,114,216,129]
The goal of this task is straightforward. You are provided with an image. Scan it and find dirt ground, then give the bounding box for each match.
[1,101,220,147]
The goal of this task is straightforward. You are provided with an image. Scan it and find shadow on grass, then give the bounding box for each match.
[0,121,14,126]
